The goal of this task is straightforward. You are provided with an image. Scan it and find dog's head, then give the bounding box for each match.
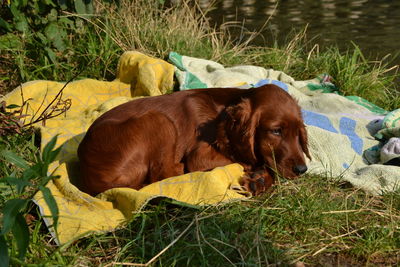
[225,84,310,178]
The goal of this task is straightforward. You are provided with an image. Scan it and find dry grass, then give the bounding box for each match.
[86,0,251,62]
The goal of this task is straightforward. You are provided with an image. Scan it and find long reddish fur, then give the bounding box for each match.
[78,84,310,196]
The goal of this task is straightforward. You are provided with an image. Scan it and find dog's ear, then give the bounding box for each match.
[225,98,259,164]
[300,125,311,160]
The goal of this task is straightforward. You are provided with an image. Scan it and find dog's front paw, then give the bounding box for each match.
[241,170,273,196]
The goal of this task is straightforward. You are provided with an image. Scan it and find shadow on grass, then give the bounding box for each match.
[77,198,292,266]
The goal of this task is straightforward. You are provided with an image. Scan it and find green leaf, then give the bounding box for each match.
[12,213,29,260]
[47,8,58,22]
[52,32,67,52]
[38,174,54,187]
[15,17,29,33]
[46,147,61,166]
[44,47,57,65]
[44,22,67,51]
[41,135,61,164]
[10,3,21,17]
[0,177,32,194]
[0,33,22,50]
[74,0,85,14]
[44,22,59,40]
[20,0,29,8]
[74,0,93,17]
[58,17,74,28]
[43,0,56,7]
[40,16,49,25]
[57,0,68,10]
[1,199,28,235]
[0,18,12,31]
[0,235,9,267]
[5,104,20,109]
[39,186,59,232]
[36,32,48,44]
[1,150,29,170]
[22,166,39,181]
[36,0,47,14]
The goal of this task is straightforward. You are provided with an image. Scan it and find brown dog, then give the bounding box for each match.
[78,84,310,196]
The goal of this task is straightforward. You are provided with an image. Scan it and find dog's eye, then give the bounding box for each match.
[270,128,282,136]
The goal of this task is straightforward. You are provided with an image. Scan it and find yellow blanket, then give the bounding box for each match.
[2,51,247,245]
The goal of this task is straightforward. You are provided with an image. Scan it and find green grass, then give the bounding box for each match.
[1,0,400,266]
[0,129,39,203]
[10,175,398,266]
[92,177,398,266]
[242,35,400,111]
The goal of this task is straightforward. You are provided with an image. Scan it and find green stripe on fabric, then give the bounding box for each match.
[169,52,207,90]
[345,96,387,115]
[307,83,338,93]
[168,52,185,71]
[183,72,207,90]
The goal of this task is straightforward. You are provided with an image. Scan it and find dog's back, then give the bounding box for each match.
[78,111,183,195]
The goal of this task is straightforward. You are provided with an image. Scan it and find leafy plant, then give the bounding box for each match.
[0,0,93,64]
[0,135,61,265]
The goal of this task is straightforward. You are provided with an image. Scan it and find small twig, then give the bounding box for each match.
[1,57,98,135]
[35,79,72,122]
[19,84,25,123]
[23,57,98,128]
[195,214,205,259]
[326,227,366,241]
[24,78,73,127]
[28,86,49,125]
[311,244,330,256]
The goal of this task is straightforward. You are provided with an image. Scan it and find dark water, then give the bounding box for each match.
[202,0,400,66]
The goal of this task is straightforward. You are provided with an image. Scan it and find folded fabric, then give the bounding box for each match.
[169,52,400,195]
[380,137,400,164]
[375,109,400,140]
[370,108,400,164]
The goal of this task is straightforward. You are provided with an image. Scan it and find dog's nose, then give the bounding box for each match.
[293,165,308,175]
